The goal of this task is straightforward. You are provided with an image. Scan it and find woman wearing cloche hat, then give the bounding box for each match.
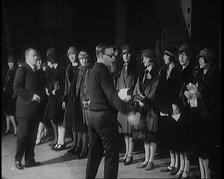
[183,47,220,179]
[62,46,80,154]
[131,48,160,171]
[115,44,137,165]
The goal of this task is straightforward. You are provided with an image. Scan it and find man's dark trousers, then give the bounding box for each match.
[86,110,119,179]
[15,117,39,163]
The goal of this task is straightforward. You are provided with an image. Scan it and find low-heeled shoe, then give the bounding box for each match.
[15,160,24,170]
[124,156,133,165]
[136,161,148,168]
[160,166,173,172]
[145,162,154,171]
[119,155,127,163]
[54,144,67,151]
[170,167,179,175]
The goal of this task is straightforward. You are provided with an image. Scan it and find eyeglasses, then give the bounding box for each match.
[102,53,115,59]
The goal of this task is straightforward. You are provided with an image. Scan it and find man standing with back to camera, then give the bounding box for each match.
[86,43,131,179]
[13,48,43,170]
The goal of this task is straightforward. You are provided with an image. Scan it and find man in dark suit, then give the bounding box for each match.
[85,43,131,179]
[13,48,43,170]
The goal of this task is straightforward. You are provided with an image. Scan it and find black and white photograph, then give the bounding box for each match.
[1,0,221,178]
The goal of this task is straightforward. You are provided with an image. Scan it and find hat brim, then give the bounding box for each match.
[164,50,174,57]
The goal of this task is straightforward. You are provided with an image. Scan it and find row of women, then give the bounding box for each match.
[114,44,220,179]
[3,43,220,178]
[35,46,93,160]
[2,46,93,160]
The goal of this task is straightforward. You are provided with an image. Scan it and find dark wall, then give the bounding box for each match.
[1,0,221,67]
[1,0,116,65]
[127,0,161,49]
[192,0,221,65]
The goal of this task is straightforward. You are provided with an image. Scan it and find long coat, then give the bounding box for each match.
[13,63,43,119]
[3,66,17,115]
[115,65,137,135]
[156,65,182,114]
[75,63,93,130]
[182,66,221,159]
[132,65,160,142]
[43,65,65,124]
[62,63,79,128]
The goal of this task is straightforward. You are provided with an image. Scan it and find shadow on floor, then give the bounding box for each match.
[41,152,80,166]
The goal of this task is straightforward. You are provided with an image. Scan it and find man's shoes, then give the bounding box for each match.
[15,160,24,170]
[25,161,41,168]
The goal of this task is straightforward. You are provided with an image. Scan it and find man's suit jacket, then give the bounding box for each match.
[13,63,43,119]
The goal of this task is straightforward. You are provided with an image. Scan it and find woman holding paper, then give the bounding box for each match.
[115,45,138,165]
[132,49,160,171]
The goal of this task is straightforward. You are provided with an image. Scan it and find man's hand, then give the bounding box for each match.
[32,94,41,103]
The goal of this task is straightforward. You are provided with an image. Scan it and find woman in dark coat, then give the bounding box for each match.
[35,55,49,145]
[157,47,183,175]
[62,47,80,154]
[75,50,93,159]
[43,54,65,150]
[175,44,195,178]
[132,49,160,171]
[182,48,220,179]
[3,55,17,136]
[115,45,138,165]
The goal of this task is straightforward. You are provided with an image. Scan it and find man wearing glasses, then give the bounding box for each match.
[86,43,131,178]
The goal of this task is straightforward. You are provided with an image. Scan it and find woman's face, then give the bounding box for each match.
[68,53,76,63]
[143,56,154,67]
[8,62,14,69]
[79,57,88,66]
[163,54,170,65]
[178,52,189,66]
[36,60,42,69]
[47,61,53,68]
[198,56,209,69]
[122,52,131,63]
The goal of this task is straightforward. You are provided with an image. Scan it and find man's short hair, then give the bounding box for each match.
[25,48,35,58]
[95,42,114,58]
